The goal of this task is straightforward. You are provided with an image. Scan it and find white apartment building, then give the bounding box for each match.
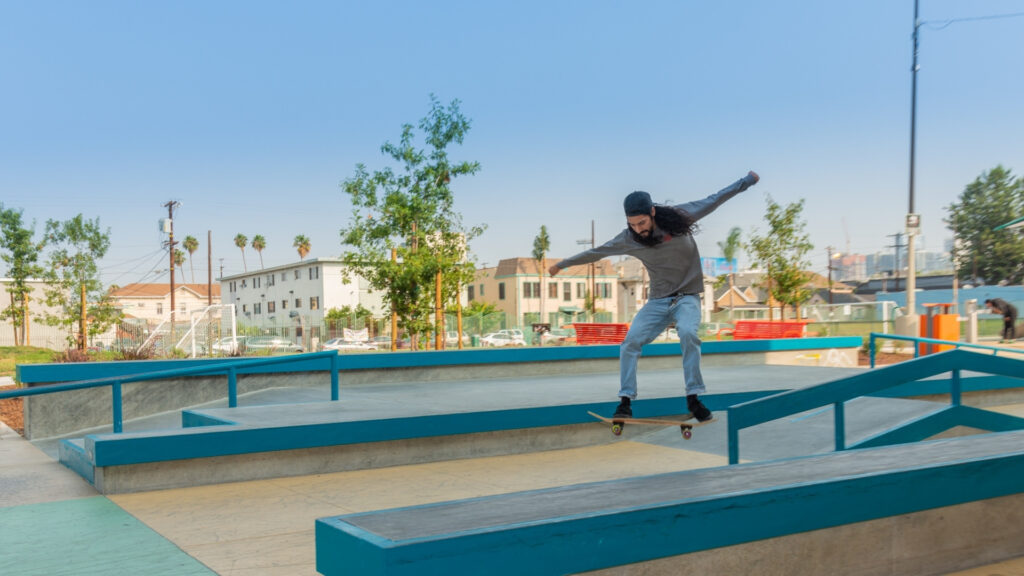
[220,258,384,325]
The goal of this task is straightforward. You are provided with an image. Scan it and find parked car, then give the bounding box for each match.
[498,329,525,339]
[445,331,471,347]
[480,332,526,347]
[540,328,576,346]
[322,338,378,352]
[211,336,247,354]
[243,336,303,353]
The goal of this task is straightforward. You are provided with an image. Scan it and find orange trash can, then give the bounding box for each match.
[919,303,958,355]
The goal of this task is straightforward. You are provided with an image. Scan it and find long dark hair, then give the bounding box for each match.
[629,204,699,246]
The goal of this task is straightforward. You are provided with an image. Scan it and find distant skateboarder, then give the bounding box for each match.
[985,298,1018,343]
[549,171,760,422]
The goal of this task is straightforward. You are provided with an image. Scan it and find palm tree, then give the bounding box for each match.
[251,235,266,269]
[532,225,550,335]
[182,235,199,283]
[717,227,743,319]
[293,235,311,260]
[173,249,186,284]
[234,233,248,272]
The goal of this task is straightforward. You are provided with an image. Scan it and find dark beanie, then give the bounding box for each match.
[623,191,653,216]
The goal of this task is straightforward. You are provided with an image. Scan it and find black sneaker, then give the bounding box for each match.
[613,397,632,419]
[687,394,712,422]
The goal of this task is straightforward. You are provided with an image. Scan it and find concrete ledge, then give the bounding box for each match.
[19,337,861,439]
[315,431,1024,576]
[65,393,770,494]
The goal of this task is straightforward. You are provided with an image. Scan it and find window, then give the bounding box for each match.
[498,282,506,300]
[467,285,475,301]
[599,282,612,298]
[524,282,540,298]
[309,266,319,280]
[229,281,237,292]
[267,301,276,313]
[254,302,261,315]
[254,277,261,288]
[281,299,288,310]
[267,274,275,287]
[563,282,571,302]
[310,296,320,310]
[577,282,586,298]
[295,298,302,308]
[242,304,249,313]
[281,272,287,282]
[479,284,484,296]
[294,270,301,280]
[241,279,248,288]
[156,303,163,315]
[548,282,558,298]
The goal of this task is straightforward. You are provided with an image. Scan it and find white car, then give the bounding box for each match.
[211,336,246,354]
[322,338,378,352]
[480,332,526,347]
[445,331,471,346]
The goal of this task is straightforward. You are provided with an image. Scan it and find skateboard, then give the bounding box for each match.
[587,411,715,439]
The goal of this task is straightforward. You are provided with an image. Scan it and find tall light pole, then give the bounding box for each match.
[903,0,922,335]
[826,247,841,305]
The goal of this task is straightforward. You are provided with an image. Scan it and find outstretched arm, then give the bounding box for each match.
[676,171,760,221]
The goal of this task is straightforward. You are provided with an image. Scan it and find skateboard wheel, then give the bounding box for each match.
[612,424,623,436]
[682,427,692,440]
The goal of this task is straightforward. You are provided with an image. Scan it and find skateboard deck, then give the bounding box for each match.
[587,411,715,439]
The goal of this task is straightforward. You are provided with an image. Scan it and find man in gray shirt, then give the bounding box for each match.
[549,171,759,421]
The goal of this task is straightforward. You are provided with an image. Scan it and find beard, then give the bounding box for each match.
[630,228,663,247]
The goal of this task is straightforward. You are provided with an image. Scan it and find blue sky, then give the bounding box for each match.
[2,0,1023,287]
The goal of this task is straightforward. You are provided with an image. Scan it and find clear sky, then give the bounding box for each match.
[2,0,1023,287]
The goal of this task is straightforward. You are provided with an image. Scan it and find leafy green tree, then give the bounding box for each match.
[293,235,311,260]
[944,165,1024,284]
[182,235,199,283]
[463,300,502,335]
[747,197,814,319]
[41,215,121,350]
[340,96,484,343]
[251,235,267,269]
[532,225,551,326]
[234,234,248,272]
[717,226,742,318]
[0,205,43,346]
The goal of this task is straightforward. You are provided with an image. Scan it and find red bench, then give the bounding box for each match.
[718,320,809,340]
[572,323,630,345]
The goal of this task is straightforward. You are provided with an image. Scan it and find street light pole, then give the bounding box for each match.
[905,0,920,334]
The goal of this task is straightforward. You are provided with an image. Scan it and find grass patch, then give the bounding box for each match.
[0,346,60,380]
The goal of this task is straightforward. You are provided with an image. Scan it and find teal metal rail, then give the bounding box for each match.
[0,351,341,433]
[727,335,1024,465]
[869,332,1018,367]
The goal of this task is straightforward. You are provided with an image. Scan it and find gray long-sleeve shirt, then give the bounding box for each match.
[553,174,757,299]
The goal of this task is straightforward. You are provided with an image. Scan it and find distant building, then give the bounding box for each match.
[220,258,384,325]
[109,283,221,322]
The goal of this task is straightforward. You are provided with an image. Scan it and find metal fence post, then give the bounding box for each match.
[112,381,123,433]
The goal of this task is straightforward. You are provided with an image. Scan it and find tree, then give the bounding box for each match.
[532,225,550,328]
[944,165,1024,284]
[746,196,814,319]
[251,235,267,269]
[41,215,121,350]
[717,226,742,319]
[173,249,186,283]
[234,234,248,272]
[0,205,43,346]
[340,96,484,343]
[293,235,311,260]
[182,235,199,283]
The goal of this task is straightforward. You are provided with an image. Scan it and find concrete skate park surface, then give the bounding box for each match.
[8,339,1024,574]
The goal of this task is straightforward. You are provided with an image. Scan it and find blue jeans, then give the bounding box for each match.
[619,294,704,399]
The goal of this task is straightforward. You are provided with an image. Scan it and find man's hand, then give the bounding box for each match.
[548,264,561,277]
[748,170,760,184]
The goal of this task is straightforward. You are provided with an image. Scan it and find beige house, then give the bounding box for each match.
[110,283,221,322]
[469,258,619,328]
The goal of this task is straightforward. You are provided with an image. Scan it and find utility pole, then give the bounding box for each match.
[576,220,596,316]
[207,230,213,306]
[163,201,180,327]
[887,232,906,292]
[905,0,921,333]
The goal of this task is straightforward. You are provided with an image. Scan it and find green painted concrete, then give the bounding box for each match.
[0,496,214,576]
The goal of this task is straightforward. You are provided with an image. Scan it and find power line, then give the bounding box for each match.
[922,10,1024,30]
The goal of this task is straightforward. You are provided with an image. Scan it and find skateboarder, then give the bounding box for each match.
[985,298,1018,343]
[549,171,760,421]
